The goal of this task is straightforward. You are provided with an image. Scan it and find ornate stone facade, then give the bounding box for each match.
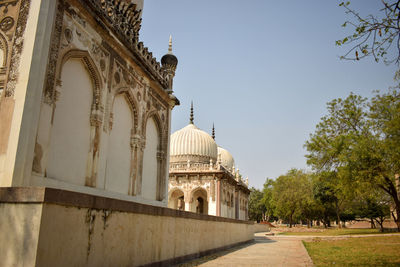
[0,0,178,207]
[169,160,250,220]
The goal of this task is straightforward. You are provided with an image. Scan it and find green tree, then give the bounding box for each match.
[337,1,400,65]
[297,174,320,228]
[347,89,400,230]
[261,178,275,222]
[305,94,366,228]
[248,187,265,222]
[312,172,349,228]
[355,193,391,232]
[306,90,400,231]
[271,169,310,228]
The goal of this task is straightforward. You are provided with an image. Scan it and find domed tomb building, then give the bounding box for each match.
[168,105,249,220]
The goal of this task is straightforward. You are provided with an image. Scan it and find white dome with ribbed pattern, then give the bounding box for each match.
[170,123,218,163]
[217,146,235,170]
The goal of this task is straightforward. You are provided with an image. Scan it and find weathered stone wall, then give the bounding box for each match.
[0,187,254,266]
[0,203,42,267]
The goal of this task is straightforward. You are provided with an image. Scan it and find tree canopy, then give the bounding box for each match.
[305,90,400,231]
[337,1,400,65]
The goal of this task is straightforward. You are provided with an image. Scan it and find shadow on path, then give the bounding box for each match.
[176,235,277,266]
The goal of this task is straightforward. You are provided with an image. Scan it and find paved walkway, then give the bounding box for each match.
[178,233,314,267]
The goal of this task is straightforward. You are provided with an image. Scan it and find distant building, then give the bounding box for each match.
[168,104,249,220]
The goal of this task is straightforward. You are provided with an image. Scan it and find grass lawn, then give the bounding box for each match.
[279,228,397,236]
[303,236,400,266]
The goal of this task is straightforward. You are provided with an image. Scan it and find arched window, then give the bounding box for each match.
[168,189,185,210]
[196,197,204,214]
[190,188,208,215]
[104,94,133,194]
[46,58,92,185]
[141,117,159,200]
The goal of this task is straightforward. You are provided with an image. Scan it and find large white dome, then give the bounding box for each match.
[217,146,235,170]
[170,124,218,163]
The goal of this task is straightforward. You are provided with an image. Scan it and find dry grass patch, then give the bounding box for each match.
[303,236,400,266]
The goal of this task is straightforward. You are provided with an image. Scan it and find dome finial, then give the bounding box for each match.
[168,35,173,54]
[190,101,194,124]
[212,123,215,140]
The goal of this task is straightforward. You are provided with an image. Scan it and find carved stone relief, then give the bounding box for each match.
[37,0,173,202]
[0,0,30,97]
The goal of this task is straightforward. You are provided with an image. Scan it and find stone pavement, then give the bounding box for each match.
[178,232,314,267]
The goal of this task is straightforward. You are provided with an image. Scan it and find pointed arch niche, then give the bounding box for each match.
[141,115,160,200]
[104,91,136,195]
[168,188,185,210]
[46,58,93,185]
[190,187,209,215]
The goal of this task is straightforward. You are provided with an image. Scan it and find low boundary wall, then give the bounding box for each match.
[0,187,254,266]
[253,223,271,233]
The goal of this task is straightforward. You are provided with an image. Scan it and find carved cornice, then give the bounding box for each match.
[83,0,169,89]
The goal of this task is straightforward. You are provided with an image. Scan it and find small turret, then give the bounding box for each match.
[161,35,178,93]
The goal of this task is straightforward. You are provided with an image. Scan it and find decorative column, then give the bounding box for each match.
[135,137,145,196]
[86,108,103,187]
[156,149,165,201]
[129,133,142,195]
[216,178,221,216]
[184,189,191,211]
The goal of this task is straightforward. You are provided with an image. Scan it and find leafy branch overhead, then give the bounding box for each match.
[336,1,400,65]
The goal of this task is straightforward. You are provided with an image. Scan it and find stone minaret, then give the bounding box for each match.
[161,35,178,93]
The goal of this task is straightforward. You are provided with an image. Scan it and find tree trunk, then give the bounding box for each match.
[385,175,400,232]
[392,210,400,232]
[370,218,376,229]
[335,201,342,229]
[375,217,385,232]
[395,174,400,232]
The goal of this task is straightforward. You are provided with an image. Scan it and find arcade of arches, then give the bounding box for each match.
[11,1,178,206]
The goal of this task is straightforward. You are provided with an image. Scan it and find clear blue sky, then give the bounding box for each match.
[140,1,397,190]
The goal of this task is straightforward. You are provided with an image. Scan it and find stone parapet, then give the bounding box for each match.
[0,187,254,266]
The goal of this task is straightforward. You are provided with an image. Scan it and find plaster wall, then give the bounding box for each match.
[104,94,132,194]
[46,59,92,186]
[208,199,216,216]
[0,203,42,267]
[0,189,254,267]
[253,223,271,233]
[35,204,254,266]
[141,118,158,200]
